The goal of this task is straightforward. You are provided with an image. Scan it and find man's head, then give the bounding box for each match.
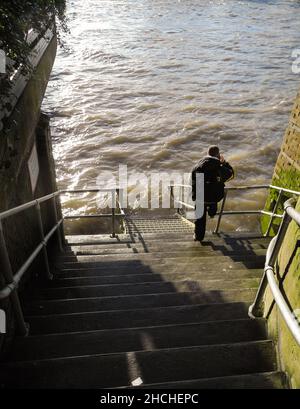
[208,145,220,159]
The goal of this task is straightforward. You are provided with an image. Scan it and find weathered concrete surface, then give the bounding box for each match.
[264,197,300,388]
[262,90,300,235]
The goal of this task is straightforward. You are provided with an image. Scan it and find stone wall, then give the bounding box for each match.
[261,91,300,235]
[261,89,300,388]
[263,197,300,388]
[0,35,60,353]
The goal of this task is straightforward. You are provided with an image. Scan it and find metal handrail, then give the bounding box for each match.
[0,192,60,220]
[0,219,63,300]
[249,198,300,346]
[0,187,125,336]
[61,188,125,238]
[170,183,300,235]
[216,184,300,235]
[0,192,63,335]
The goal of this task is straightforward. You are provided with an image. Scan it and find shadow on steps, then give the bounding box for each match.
[0,233,284,389]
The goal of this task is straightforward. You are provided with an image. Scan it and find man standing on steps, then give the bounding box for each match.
[191,145,234,242]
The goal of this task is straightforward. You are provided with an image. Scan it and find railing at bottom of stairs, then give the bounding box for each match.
[169,183,300,236]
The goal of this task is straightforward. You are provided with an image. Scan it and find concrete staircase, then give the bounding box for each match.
[0,230,288,388]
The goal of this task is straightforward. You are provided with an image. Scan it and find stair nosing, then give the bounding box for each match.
[25,300,252,320]
[39,277,260,290]
[53,269,263,280]
[4,339,274,366]
[13,317,267,340]
[117,370,284,389]
[25,287,257,306]
[57,264,263,273]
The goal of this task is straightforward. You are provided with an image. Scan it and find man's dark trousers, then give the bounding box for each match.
[195,203,217,241]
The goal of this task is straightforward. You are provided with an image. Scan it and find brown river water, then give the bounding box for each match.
[43,0,300,233]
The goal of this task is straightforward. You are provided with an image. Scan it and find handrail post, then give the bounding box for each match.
[0,221,29,336]
[169,186,176,212]
[52,196,64,253]
[35,202,53,280]
[214,190,227,234]
[111,190,116,238]
[57,194,67,247]
[265,189,282,237]
[249,209,292,318]
[181,185,184,216]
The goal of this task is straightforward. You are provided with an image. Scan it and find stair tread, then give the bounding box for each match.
[26,284,258,302]
[47,276,261,288]
[65,232,269,243]
[38,277,260,290]
[127,371,286,389]
[57,261,264,275]
[3,226,282,389]
[67,241,269,251]
[23,290,257,315]
[25,301,253,335]
[6,318,267,362]
[0,340,276,388]
[54,268,263,282]
[58,252,266,262]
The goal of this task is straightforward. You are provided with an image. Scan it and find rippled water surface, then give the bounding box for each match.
[44,0,300,231]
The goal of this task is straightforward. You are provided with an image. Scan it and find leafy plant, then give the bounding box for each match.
[0,0,67,95]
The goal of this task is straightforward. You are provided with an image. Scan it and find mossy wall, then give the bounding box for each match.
[262,89,300,388]
[261,91,300,235]
[263,196,300,388]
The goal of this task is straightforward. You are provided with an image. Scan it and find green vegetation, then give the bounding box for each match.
[0,0,67,94]
[261,168,300,236]
[264,196,300,388]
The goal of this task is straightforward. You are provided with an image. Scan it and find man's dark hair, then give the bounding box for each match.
[208,145,220,158]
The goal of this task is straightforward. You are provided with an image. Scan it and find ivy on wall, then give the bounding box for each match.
[0,0,67,94]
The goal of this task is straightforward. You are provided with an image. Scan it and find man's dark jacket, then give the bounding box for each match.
[191,156,234,203]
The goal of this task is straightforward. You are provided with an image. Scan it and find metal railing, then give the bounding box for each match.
[249,198,300,346]
[61,188,125,238]
[170,183,300,235]
[0,188,125,336]
[0,192,63,335]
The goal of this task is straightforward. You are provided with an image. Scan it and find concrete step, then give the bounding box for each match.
[46,274,261,288]
[65,232,269,245]
[0,340,276,388]
[64,247,267,257]
[66,235,270,245]
[57,250,267,264]
[128,371,287,389]
[25,302,252,334]
[54,268,263,282]
[59,250,267,263]
[25,287,257,315]
[6,318,267,362]
[27,279,259,300]
[56,256,265,272]
[66,242,269,256]
[23,288,257,315]
[56,263,263,277]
